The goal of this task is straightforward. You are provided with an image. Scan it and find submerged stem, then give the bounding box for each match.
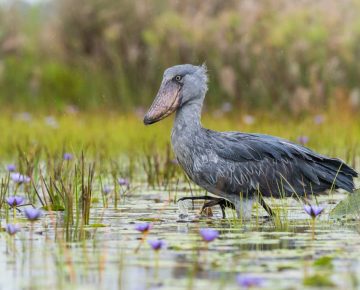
[134,232,148,253]
[311,218,315,240]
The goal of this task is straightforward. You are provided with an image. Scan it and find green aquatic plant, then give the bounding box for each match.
[78,155,95,226]
[330,189,360,219]
[303,274,335,287]
[0,177,9,224]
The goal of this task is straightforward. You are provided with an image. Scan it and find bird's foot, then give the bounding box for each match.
[200,198,235,219]
[177,196,235,218]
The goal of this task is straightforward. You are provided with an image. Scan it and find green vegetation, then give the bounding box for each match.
[1,0,360,113]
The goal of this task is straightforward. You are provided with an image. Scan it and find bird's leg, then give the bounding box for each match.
[258,196,276,218]
[200,198,235,219]
[177,196,220,210]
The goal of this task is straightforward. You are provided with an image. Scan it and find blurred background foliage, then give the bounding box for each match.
[0,0,360,114]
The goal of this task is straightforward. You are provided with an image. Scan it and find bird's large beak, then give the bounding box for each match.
[143,80,182,125]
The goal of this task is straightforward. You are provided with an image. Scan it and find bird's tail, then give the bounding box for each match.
[317,157,358,192]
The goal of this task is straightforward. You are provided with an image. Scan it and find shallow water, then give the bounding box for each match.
[1,187,360,290]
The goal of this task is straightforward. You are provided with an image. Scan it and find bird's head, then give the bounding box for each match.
[143,64,208,125]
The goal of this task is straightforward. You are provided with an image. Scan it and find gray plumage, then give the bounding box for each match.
[145,64,358,217]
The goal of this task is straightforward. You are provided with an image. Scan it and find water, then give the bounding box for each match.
[0,188,360,290]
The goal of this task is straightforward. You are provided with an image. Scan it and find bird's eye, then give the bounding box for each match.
[174,75,182,82]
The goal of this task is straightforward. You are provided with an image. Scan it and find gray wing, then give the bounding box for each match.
[204,130,357,197]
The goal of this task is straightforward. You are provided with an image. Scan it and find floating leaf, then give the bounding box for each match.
[313,256,333,269]
[88,223,108,228]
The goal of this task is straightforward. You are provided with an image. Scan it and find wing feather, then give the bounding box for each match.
[204,130,357,196]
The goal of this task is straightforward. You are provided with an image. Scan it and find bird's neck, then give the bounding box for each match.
[173,101,203,133]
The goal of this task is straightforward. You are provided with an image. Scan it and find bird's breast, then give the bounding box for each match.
[171,128,221,188]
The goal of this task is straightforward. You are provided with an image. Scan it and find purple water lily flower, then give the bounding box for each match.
[297,135,309,145]
[44,116,58,128]
[221,102,233,113]
[6,224,21,236]
[314,114,325,125]
[200,228,219,242]
[63,153,73,160]
[148,239,166,251]
[6,164,16,172]
[118,178,129,187]
[103,185,112,195]
[135,222,152,233]
[304,205,324,219]
[24,208,43,221]
[243,115,255,125]
[10,173,31,184]
[15,112,32,122]
[6,196,25,207]
[236,274,264,288]
[170,159,179,165]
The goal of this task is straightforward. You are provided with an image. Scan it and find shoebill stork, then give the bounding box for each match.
[143,64,358,219]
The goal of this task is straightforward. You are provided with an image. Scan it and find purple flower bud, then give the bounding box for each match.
[297,135,309,145]
[118,178,129,187]
[199,228,219,242]
[63,153,73,160]
[135,223,152,233]
[6,224,21,236]
[236,275,264,288]
[304,205,324,219]
[10,173,31,184]
[6,196,25,207]
[24,208,43,221]
[6,164,16,172]
[148,239,166,251]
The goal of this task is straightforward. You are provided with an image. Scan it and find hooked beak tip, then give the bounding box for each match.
[143,116,154,125]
